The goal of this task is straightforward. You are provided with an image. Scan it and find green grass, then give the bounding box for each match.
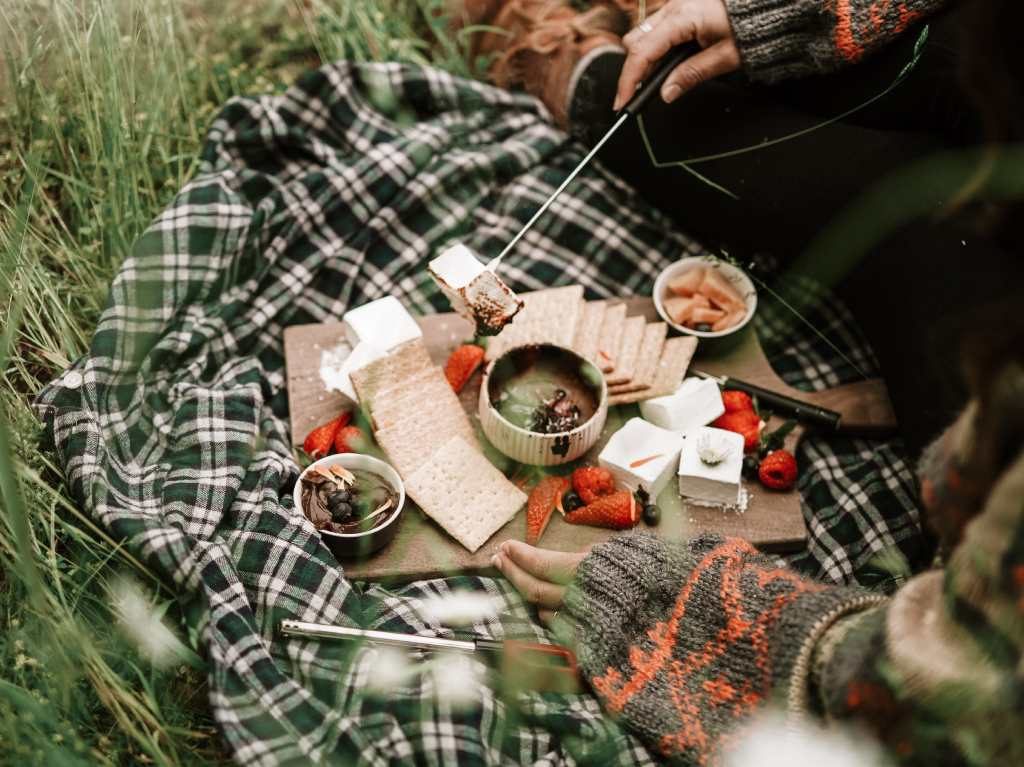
[0,1,473,762]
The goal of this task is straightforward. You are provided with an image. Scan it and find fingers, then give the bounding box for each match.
[614,7,699,110]
[499,540,586,585]
[660,39,740,103]
[621,5,668,49]
[537,608,558,626]
[491,550,565,609]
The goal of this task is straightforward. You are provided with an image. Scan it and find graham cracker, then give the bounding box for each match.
[594,302,626,373]
[573,300,606,365]
[486,286,585,361]
[374,408,477,476]
[350,339,434,406]
[404,436,526,553]
[608,335,698,405]
[608,322,666,394]
[606,316,645,386]
[369,373,456,429]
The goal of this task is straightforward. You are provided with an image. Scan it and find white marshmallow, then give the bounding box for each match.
[598,417,684,498]
[428,244,522,336]
[342,296,422,352]
[319,340,388,404]
[677,426,744,507]
[640,377,725,432]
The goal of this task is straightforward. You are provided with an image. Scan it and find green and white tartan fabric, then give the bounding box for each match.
[35,61,922,764]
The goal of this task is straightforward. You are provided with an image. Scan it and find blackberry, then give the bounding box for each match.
[561,490,584,512]
[642,504,660,526]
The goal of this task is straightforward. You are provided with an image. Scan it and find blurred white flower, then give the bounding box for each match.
[419,591,502,627]
[430,653,482,710]
[725,710,890,767]
[111,577,190,669]
[364,646,414,695]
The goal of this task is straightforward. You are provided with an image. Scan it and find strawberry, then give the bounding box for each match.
[302,412,350,458]
[444,344,486,393]
[758,449,798,491]
[571,466,617,504]
[565,491,637,530]
[333,424,364,454]
[526,476,570,545]
[721,390,754,413]
[711,409,761,453]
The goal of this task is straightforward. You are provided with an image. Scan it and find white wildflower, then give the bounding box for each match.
[724,710,890,767]
[419,591,502,627]
[111,577,189,669]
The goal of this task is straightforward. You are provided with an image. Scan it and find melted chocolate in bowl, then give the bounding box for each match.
[300,466,399,536]
[487,344,602,435]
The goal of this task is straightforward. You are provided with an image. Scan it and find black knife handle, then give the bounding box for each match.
[622,41,703,115]
[722,379,842,431]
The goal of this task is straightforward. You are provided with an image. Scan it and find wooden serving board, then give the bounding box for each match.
[284,298,896,583]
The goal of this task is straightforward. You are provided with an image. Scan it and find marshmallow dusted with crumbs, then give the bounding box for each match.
[640,377,725,432]
[598,417,684,498]
[677,426,744,507]
[428,244,523,336]
[342,296,423,352]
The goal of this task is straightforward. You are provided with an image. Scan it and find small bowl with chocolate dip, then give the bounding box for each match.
[479,343,608,466]
[294,453,405,559]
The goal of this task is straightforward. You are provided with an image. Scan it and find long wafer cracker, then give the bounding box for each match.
[404,436,526,552]
[573,300,606,364]
[350,339,434,406]
[374,409,477,476]
[608,322,666,393]
[608,336,698,405]
[606,316,645,386]
[486,286,584,360]
[595,303,626,373]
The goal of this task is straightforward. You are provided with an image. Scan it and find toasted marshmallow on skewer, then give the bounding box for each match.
[428,244,523,336]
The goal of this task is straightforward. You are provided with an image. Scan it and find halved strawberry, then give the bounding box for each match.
[526,476,570,545]
[302,413,350,459]
[721,390,754,413]
[571,466,617,505]
[333,424,363,454]
[444,344,486,393]
[565,491,637,530]
[711,409,761,453]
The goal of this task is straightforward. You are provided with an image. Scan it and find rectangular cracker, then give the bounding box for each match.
[370,375,459,430]
[404,436,526,553]
[486,286,585,360]
[595,302,626,373]
[374,409,477,476]
[608,336,698,405]
[350,339,434,406]
[573,300,606,364]
[606,316,645,386]
[609,322,666,394]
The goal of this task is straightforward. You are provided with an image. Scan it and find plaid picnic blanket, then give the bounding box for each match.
[35,61,923,765]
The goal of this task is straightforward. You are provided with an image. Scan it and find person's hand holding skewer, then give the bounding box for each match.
[491,541,587,629]
[613,0,741,110]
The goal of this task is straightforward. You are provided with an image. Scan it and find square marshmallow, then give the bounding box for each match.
[428,244,521,335]
[640,377,725,432]
[598,417,684,498]
[319,340,388,404]
[677,426,744,507]
[342,296,422,352]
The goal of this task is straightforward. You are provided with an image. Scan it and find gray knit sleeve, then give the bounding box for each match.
[563,533,884,757]
[724,0,949,83]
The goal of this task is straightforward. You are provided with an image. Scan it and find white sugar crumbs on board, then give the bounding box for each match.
[684,489,750,515]
[318,342,352,390]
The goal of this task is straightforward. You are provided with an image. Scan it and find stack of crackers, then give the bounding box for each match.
[485,286,698,406]
[351,339,526,553]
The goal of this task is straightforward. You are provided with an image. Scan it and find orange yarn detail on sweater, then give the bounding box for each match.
[834,0,923,64]
[591,539,826,760]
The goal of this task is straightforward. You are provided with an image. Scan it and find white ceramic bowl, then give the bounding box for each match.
[479,344,608,466]
[653,257,757,339]
[294,453,406,559]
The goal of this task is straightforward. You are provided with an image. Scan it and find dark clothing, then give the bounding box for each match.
[568,12,1023,458]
